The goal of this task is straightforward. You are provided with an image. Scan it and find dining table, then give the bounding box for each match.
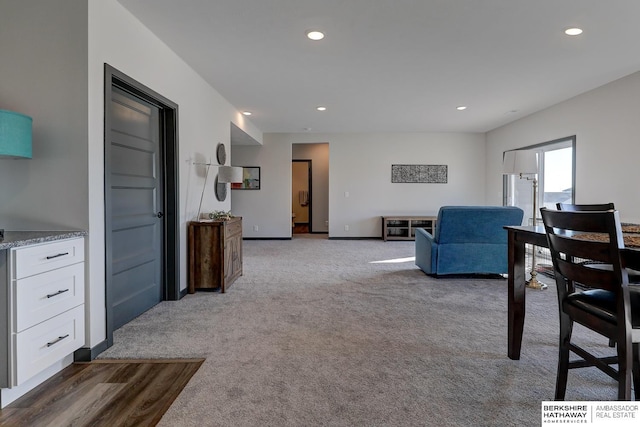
[504,225,640,360]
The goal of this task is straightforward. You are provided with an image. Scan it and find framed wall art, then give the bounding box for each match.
[391,164,448,183]
[231,166,261,189]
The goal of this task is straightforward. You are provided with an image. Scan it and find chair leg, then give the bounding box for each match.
[616,337,632,400]
[555,312,572,400]
[633,343,640,401]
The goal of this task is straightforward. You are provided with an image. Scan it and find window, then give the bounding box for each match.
[503,136,576,224]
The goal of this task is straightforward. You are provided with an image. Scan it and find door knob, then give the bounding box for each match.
[156,212,164,218]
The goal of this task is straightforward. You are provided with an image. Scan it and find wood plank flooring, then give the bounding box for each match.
[292,223,309,234]
[0,359,204,427]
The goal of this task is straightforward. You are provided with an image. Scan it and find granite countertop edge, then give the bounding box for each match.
[0,230,87,250]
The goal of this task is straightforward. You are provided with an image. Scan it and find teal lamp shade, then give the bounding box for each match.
[0,109,32,159]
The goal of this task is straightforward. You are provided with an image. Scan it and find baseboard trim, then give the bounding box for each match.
[328,237,382,240]
[74,339,110,362]
[243,237,292,240]
[243,236,380,240]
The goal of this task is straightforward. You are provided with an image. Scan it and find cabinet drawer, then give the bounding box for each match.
[14,263,85,333]
[14,305,84,386]
[13,238,84,279]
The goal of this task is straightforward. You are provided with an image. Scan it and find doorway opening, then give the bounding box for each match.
[292,142,329,237]
[103,65,180,350]
[292,160,312,234]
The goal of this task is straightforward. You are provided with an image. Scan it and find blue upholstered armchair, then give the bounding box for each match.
[415,206,524,276]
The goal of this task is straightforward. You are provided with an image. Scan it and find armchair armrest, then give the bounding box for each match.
[415,227,438,274]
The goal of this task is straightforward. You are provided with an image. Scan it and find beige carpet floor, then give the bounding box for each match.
[99,236,623,426]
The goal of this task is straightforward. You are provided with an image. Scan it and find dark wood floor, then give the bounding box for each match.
[293,223,309,234]
[0,359,204,427]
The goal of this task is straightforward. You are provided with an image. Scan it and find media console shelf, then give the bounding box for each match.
[382,215,437,241]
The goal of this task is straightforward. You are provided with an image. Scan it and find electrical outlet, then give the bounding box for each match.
[325,220,329,226]
[253,225,259,231]
[344,225,349,231]
[344,191,350,198]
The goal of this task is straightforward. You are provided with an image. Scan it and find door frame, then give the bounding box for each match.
[104,64,180,348]
[292,159,312,233]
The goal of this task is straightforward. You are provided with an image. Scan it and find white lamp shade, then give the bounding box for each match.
[502,150,537,175]
[218,166,244,183]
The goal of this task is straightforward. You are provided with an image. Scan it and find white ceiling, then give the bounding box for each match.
[118,0,640,134]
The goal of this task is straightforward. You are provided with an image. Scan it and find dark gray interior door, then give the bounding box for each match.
[107,86,164,330]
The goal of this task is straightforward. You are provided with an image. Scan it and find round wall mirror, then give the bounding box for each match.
[216,143,226,165]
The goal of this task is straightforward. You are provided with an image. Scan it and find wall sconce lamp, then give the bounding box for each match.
[214,165,243,202]
[218,165,243,184]
[194,143,244,220]
[503,149,546,290]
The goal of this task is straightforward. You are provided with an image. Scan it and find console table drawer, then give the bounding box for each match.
[14,263,85,333]
[12,238,84,279]
[14,304,84,386]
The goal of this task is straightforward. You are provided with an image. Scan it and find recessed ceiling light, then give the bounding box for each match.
[564,27,583,36]
[242,111,252,116]
[456,106,467,111]
[316,106,327,111]
[306,30,325,41]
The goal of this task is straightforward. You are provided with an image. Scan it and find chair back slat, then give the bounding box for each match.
[556,202,615,212]
[545,211,621,236]
[547,234,616,263]
[554,258,618,292]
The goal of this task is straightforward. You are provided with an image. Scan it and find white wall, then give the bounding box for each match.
[231,135,292,238]
[86,0,262,347]
[233,132,487,238]
[0,0,88,230]
[486,71,640,223]
[28,0,260,347]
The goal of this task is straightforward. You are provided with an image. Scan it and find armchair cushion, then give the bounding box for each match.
[415,206,524,276]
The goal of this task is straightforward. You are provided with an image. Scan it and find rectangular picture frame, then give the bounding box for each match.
[391,164,448,183]
[231,166,261,190]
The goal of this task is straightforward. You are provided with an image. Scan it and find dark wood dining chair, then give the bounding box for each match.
[557,202,640,349]
[540,208,640,400]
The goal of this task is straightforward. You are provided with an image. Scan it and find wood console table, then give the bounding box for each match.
[188,218,242,293]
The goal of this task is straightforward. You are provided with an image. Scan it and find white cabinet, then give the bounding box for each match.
[3,237,85,388]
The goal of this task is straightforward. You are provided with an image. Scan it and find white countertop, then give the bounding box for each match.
[0,230,87,250]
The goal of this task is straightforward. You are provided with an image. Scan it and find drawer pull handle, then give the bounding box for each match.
[46,289,70,298]
[46,252,69,260]
[47,334,70,347]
